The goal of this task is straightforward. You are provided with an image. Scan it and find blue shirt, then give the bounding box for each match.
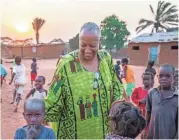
[14,125,56,139]
[0,64,7,77]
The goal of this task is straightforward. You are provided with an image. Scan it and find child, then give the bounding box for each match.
[26,76,47,100]
[121,58,135,99]
[9,56,26,112]
[131,72,154,117]
[31,57,38,88]
[14,98,56,139]
[106,102,146,139]
[142,64,178,139]
[145,60,156,76]
[173,70,178,88]
[115,60,121,77]
[0,59,7,87]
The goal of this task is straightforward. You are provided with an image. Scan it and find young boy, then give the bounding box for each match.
[31,58,38,88]
[14,98,56,139]
[131,72,154,117]
[26,76,47,100]
[121,58,135,99]
[9,56,26,112]
[0,59,7,87]
[142,64,178,139]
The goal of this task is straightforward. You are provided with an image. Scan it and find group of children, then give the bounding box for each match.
[114,58,178,139]
[1,56,54,139]
[0,55,178,139]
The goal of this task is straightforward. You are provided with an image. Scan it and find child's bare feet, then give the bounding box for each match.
[14,108,18,112]
[10,102,14,104]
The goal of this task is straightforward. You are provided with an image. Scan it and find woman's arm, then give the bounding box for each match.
[44,58,66,122]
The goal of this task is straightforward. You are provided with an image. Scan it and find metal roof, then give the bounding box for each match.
[130,31,178,43]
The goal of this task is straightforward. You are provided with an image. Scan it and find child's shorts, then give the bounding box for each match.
[31,72,37,81]
[126,83,135,97]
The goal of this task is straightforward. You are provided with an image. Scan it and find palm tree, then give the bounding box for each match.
[136,1,178,33]
[32,17,45,44]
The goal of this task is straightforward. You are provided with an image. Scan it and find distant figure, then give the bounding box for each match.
[14,98,56,139]
[9,56,26,112]
[26,76,47,100]
[106,102,146,139]
[142,64,178,139]
[173,70,178,88]
[145,60,156,76]
[31,58,38,88]
[115,60,121,76]
[0,59,7,87]
[121,58,135,99]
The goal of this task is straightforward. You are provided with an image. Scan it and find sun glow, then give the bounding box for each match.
[15,21,29,33]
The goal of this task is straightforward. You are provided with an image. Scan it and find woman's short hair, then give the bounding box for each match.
[110,102,146,138]
[79,22,101,38]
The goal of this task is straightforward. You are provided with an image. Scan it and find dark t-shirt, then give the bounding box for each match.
[31,62,37,73]
[146,87,178,139]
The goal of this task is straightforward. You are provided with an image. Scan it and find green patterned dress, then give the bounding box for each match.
[44,50,123,139]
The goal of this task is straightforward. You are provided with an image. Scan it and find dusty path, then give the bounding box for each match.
[1,59,159,139]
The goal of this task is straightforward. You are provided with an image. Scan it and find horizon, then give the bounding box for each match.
[1,0,178,43]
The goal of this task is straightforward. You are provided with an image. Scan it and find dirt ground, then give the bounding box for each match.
[1,59,159,139]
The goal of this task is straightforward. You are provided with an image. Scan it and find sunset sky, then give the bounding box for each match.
[1,0,178,43]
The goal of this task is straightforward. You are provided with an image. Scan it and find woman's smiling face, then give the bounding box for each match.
[79,32,100,60]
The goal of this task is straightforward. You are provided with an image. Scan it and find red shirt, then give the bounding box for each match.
[131,87,149,116]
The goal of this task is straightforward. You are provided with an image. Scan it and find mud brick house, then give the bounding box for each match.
[1,44,66,59]
[128,31,178,67]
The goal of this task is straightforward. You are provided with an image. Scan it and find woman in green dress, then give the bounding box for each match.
[44,22,124,139]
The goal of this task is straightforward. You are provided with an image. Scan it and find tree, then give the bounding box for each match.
[32,17,45,44]
[100,14,130,54]
[69,33,79,51]
[136,1,178,33]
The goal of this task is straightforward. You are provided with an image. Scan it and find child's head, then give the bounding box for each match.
[158,64,175,88]
[142,72,154,88]
[32,57,37,62]
[147,60,155,68]
[35,76,45,89]
[15,56,21,65]
[121,58,129,66]
[109,102,146,138]
[116,60,120,65]
[173,70,178,87]
[23,98,45,126]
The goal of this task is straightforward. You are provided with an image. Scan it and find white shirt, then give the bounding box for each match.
[32,90,47,100]
[13,64,26,84]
